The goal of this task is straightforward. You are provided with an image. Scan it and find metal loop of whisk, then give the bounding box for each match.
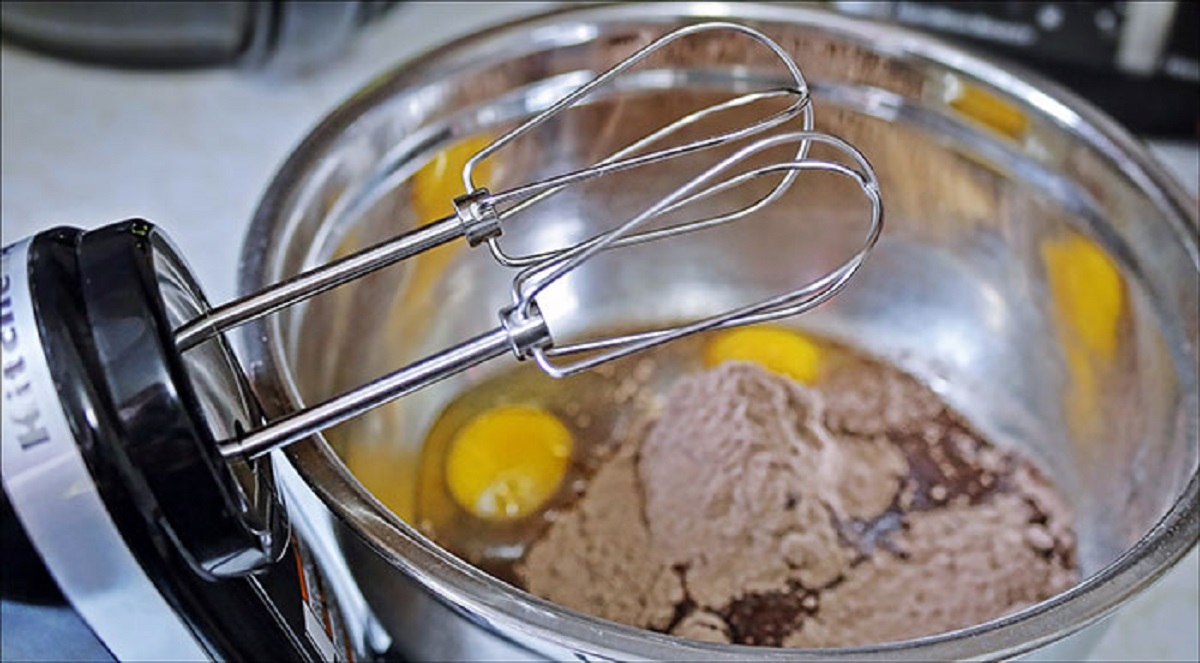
[462,20,815,268]
[513,130,881,379]
[192,21,882,460]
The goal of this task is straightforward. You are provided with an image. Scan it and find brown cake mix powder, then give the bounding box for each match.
[515,360,1077,648]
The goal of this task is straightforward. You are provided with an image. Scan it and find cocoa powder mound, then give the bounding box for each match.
[514,359,1078,648]
[516,435,683,631]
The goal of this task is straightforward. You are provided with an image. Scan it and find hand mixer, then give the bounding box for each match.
[1,21,880,661]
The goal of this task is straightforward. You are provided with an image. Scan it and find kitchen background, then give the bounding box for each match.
[1,2,1196,660]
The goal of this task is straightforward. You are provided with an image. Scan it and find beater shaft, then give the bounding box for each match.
[174,215,462,351]
[220,327,515,459]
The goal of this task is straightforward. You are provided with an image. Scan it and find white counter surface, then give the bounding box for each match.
[2,3,1196,661]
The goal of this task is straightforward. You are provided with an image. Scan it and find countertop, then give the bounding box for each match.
[1,2,1196,661]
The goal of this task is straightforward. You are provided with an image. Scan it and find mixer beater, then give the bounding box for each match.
[190,21,883,458]
[1,21,879,661]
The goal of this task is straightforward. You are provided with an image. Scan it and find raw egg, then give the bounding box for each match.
[405,134,495,297]
[445,405,572,521]
[704,325,823,384]
[1041,234,1123,361]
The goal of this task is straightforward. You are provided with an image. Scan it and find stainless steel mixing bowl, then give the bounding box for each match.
[238,3,1199,660]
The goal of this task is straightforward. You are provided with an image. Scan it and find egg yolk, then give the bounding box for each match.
[412,134,494,223]
[704,326,823,384]
[949,82,1030,140]
[1040,234,1124,438]
[1041,234,1123,361]
[445,405,572,521]
[405,134,495,298]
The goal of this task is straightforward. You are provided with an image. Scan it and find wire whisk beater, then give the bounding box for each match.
[184,21,883,459]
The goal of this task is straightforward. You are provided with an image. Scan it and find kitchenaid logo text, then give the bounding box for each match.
[0,273,50,450]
